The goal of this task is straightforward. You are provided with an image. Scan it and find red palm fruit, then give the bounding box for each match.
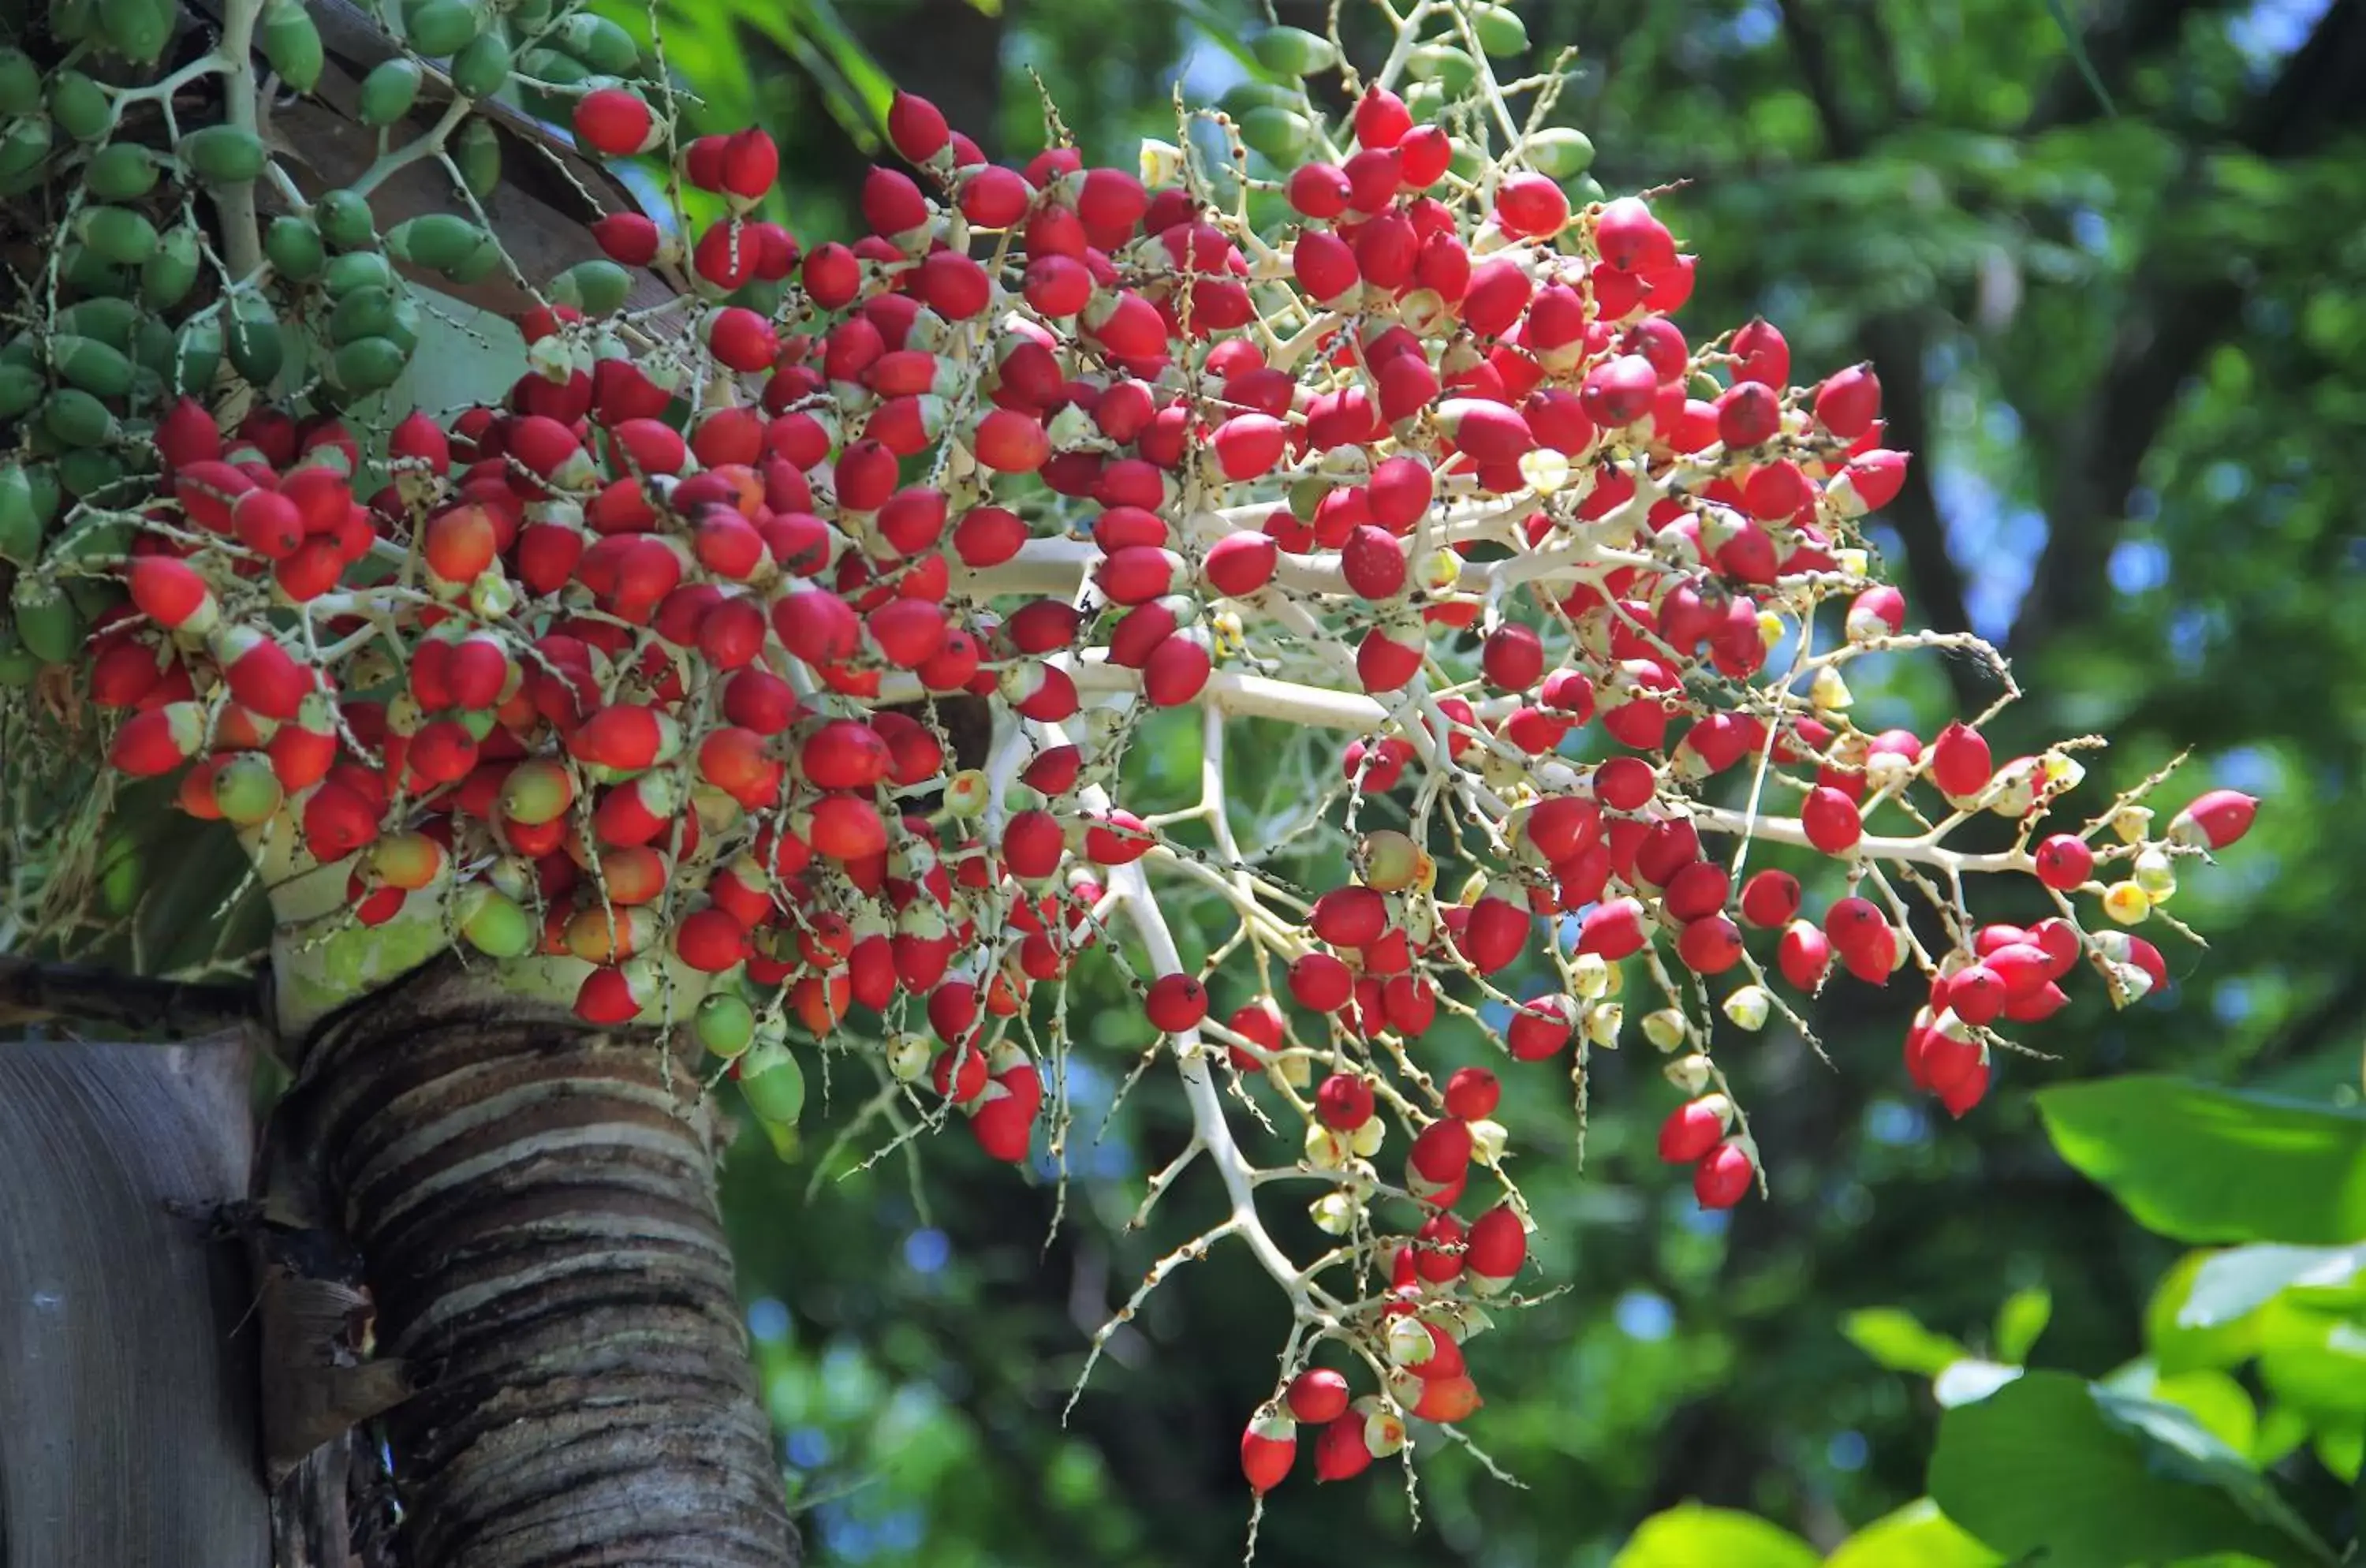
[1212,413,1286,481]
[1288,951,1353,1013]
[423,503,498,582]
[1021,745,1080,796]
[771,588,861,666]
[109,702,207,776]
[931,1041,990,1103]
[128,556,214,630]
[300,780,379,860]
[1435,398,1535,464]
[1468,624,1547,700]
[1287,1370,1349,1426]
[1693,1141,1756,1208]
[860,166,931,241]
[1575,897,1647,961]
[1309,885,1389,948]
[802,719,889,790]
[1142,630,1211,705]
[1506,994,1577,1060]
[1003,662,1080,722]
[952,506,1028,568]
[1657,1096,1732,1163]
[1241,1413,1297,1495]
[1814,365,1882,437]
[571,704,668,772]
[1341,525,1407,601]
[1465,1205,1524,1290]
[1292,229,1359,304]
[1355,625,1423,693]
[971,1068,1043,1162]
[573,88,658,155]
[1286,162,1351,218]
[1002,809,1065,880]
[1352,86,1412,149]
[1315,1072,1375,1131]
[207,627,309,720]
[2033,834,2094,890]
[1580,354,1659,427]
[1203,532,1278,597]
[1928,720,1991,798]
[886,91,950,162]
[972,407,1050,473]
[1442,1066,1498,1122]
[592,212,661,266]
[1226,997,1285,1069]
[2170,790,2259,850]
[1408,1118,1472,1187]
[674,908,751,973]
[1825,897,1897,983]
[867,598,948,668]
[573,966,649,1026]
[1801,785,1864,854]
[1715,382,1782,449]
[230,488,304,558]
[1457,893,1529,974]
[1143,973,1208,1033]
[1738,869,1801,928]
[1676,914,1745,976]
[1493,172,1569,237]
[809,795,887,861]
[1777,919,1831,991]
[1314,1412,1373,1483]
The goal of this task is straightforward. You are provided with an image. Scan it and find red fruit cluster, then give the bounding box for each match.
[39,19,2260,1521]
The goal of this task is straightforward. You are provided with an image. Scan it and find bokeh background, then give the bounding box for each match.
[562,0,2366,1561]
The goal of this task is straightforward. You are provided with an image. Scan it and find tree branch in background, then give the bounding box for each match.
[2007,0,2366,659]
[2023,0,2220,134]
[0,957,261,1039]
[1778,2,1987,704]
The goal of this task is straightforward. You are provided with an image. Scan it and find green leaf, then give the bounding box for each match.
[1928,1372,2335,1567]
[2184,1244,2366,1328]
[1823,1499,1999,1568]
[2103,1358,2260,1456]
[2151,1251,2267,1376]
[1614,1504,1820,1568]
[2036,1077,2366,1245]
[1994,1287,2052,1364]
[1843,1308,1969,1377]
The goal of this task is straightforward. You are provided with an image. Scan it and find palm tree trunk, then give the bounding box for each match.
[279,954,797,1568]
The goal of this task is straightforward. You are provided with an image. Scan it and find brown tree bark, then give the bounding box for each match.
[0,1036,271,1568]
[271,954,798,1568]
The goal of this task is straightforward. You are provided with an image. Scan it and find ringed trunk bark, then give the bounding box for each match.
[282,954,797,1568]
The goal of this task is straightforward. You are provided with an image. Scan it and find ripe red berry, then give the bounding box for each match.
[1493,173,1569,238]
[1693,1141,1756,1208]
[886,91,950,163]
[573,88,656,156]
[1801,785,1864,855]
[1352,87,1413,150]
[1144,973,1209,1033]
[1315,1072,1375,1130]
[2171,789,2259,850]
[1657,1096,1730,1163]
[1286,1369,1350,1425]
[2033,834,2095,890]
[1443,1066,1499,1122]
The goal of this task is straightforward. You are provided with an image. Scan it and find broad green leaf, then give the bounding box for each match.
[2312,1422,2363,1482]
[2103,1359,2260,1456]
[2151,1251,2267,1376]
[2184,1244,2366,1328]
[1842,1308,1967,1377]
[1934,1359,2024,1409]
[2256,1303,2366,1421]
[1614,1504,1820,1568]
[1928,1372,2335,1566]
[1994,1287,2052,1364]
[2036,1077,2366,1245]
[1823,1498,1998,1567]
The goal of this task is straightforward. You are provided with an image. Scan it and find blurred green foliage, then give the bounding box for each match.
[639,0,2366,1562]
